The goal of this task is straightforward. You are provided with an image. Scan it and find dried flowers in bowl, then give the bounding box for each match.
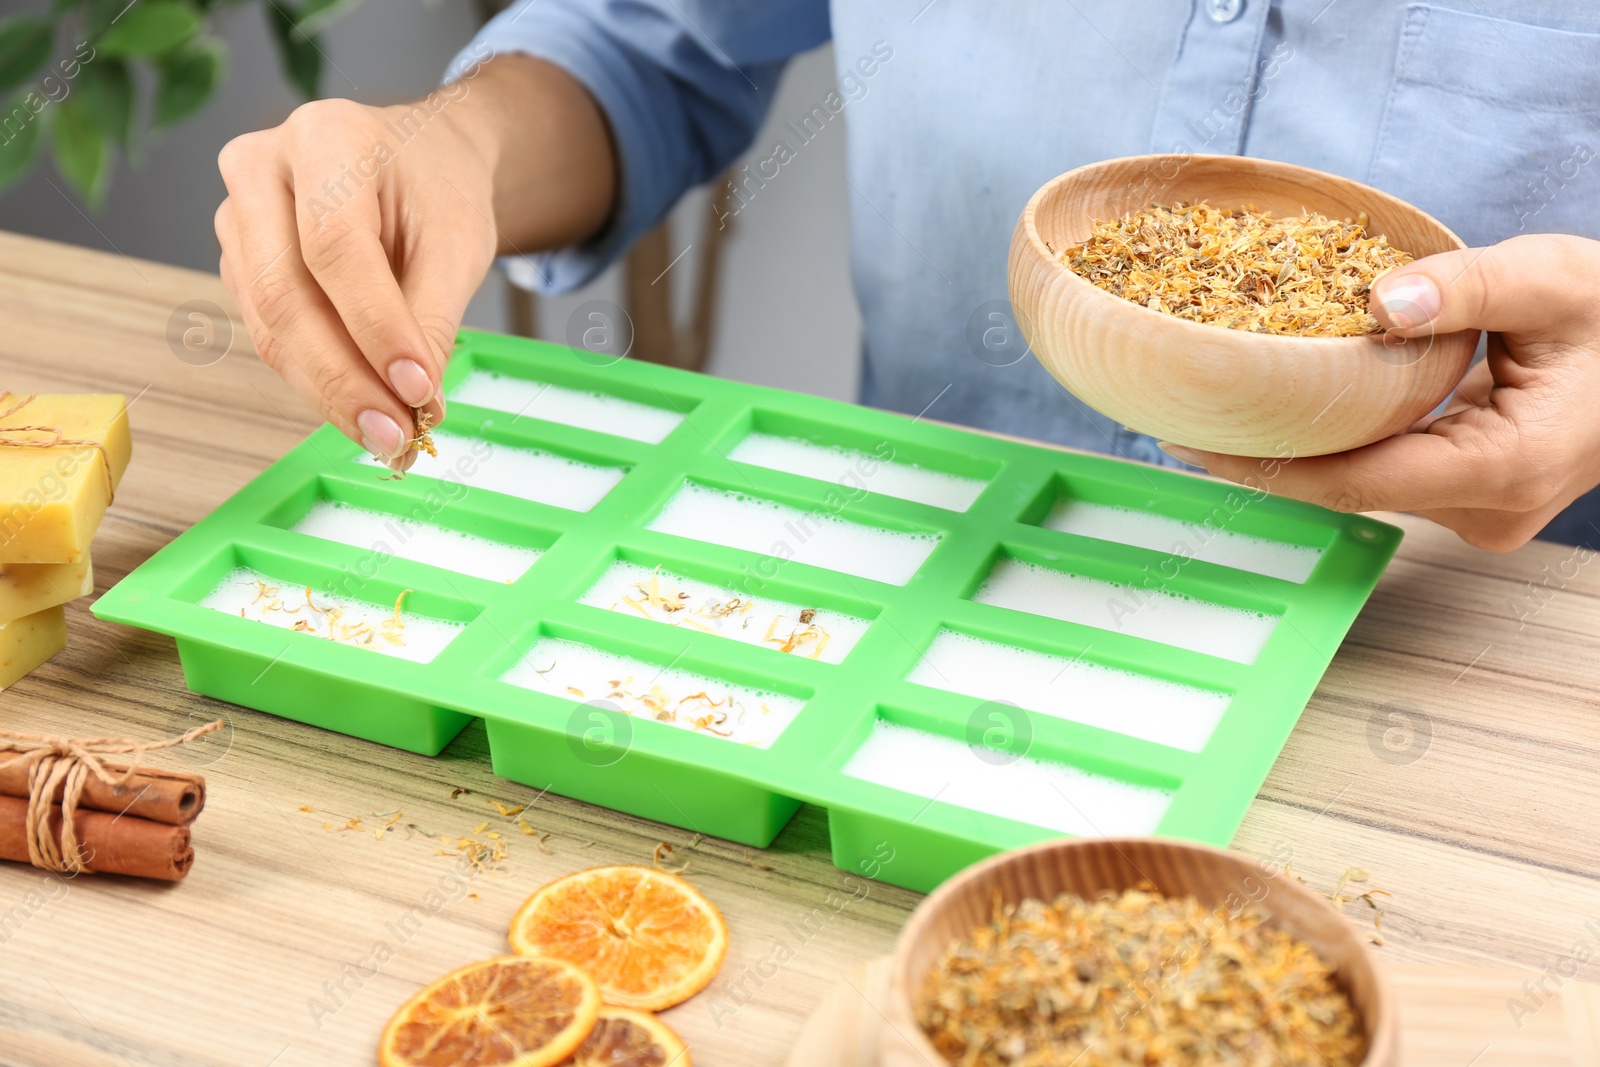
[916,886,1366,1067]
[1008,153,1479,457]
[1062,202,1413,338]
[880,836,1396,1067]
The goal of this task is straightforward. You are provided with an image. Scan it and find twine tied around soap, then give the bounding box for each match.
[0,392,117,504]
[0,719,223,874]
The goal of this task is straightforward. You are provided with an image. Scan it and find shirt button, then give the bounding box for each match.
[1207,0,1243,23]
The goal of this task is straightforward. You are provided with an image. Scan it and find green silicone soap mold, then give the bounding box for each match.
[94,330,1401,893]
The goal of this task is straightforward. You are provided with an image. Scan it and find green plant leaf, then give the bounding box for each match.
[83,0,127,37]
[295,0,361,37]
[0,93,43,195]
[51,93,111,207]
[97,0,202,58]
[155,38,223,128]
[0,15,54,95]
[76,57,134,147]
[268,3,321,99]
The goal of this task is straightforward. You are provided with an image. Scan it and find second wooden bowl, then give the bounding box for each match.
[880,837,1397,1067]
[1008,154,1478,457]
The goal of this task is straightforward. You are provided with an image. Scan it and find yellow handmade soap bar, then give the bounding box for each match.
[0,394,131,564]
[0,604,67,690]
[0,557,92,625]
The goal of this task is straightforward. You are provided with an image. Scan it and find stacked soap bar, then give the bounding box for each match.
[0,394,131,689]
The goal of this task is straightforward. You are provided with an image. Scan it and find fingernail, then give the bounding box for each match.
[387,358,435,407]
[357,409,406,458]
[1159,442,1203,466]
[1375,274,1441,329]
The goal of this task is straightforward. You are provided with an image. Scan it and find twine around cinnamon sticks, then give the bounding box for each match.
[0,720,221,881]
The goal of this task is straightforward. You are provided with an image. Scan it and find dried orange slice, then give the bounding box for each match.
[560,1006,691,1066]
[380,955,601,1067]
[509,864,729,1010]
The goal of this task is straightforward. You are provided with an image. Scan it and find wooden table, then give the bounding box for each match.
[1,230,1598,1067]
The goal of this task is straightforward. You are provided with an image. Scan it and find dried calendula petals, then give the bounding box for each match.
[916,885,1367,1067]
[604,566,833,660]
[376,410,437,482]
[1062,201,1412,337]
[410,408,437,457]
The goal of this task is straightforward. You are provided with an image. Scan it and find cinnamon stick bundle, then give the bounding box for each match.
[0,762,203,825]
[0,719,220,881]
[0,796,192,880]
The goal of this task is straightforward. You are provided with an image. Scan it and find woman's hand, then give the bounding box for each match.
[214,56,615,469]
[1161,234,1600,551]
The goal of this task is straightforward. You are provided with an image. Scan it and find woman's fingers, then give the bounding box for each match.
[1371,234,1600,343]
[1410,502,1570,553]
[222,236,420,474]
[1446,353,1495,410]
[395,177,499,379]
[1167,400,1535,516]
[1409,352,1494,430]
[217,129,418,466]
[1164,235,1600,553]
[282,102,448,425]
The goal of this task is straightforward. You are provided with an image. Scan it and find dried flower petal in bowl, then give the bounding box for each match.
[882,836,1396,1067]
[915,885,1366,1067]
[1062,203,1413,337]
[1008,154,1480,457]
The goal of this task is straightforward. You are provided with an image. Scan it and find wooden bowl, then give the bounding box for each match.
[881,837,1398,1067]
[1008,154,1478,457]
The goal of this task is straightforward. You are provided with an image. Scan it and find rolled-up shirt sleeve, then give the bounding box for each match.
[447,0,831,293]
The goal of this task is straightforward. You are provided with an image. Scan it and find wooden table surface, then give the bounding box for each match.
[1,230,1598,1067]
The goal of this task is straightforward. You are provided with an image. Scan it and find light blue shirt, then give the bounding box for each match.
[452,2,1600,545]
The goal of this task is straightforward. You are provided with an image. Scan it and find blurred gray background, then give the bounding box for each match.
[0,0,862,400]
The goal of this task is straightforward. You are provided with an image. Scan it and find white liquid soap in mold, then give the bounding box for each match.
[201,567,464,663]
[363,430,625,512]
[974,558,1278,664]
[726,432,986,511]
[450,370,684,444]
[580,561,869,663]
[648,484,939,586]
[502,637,803,747]
[293,500,540,584]
[842,720,1171,837]
[907,629,1230,752]
[1045,499,1322,583]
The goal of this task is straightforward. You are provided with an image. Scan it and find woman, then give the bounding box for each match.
[212,0,1600,551]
